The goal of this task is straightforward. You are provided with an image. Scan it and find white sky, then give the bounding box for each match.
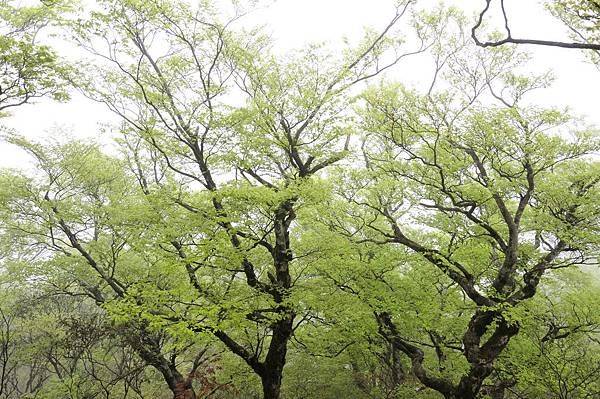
[1,0,599,168]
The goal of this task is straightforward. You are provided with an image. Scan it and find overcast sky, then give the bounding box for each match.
[1,0,599,168]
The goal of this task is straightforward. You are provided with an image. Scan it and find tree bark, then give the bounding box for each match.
[256,201,296,399]
[260,315,294,399]
[261,372,283,399]
[172,375,196,399]
[125,325,197,399]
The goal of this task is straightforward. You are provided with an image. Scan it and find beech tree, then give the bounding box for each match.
[0,139,211,399]
[61,0,447,398]
[331,70,600,398]
[1,0,441,397]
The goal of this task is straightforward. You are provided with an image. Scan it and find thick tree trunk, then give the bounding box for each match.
[212,200,296,399]
[150,359,197,399]
[455,313,519,399]
[254,201,295,399]
[261,372,283,399]
[151,362,197,399]
[375,310,520,399]
[260,315,294,399]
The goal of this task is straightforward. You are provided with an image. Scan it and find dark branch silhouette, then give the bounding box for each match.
[472,0,600,50]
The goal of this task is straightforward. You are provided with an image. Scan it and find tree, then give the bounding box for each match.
[0,137,224,399]
[0,278,166,399]
[62,0,438,397]
[341,82,599,398]
[300,22,600,396]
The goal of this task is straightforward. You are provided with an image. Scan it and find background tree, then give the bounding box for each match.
[0,0,72,114]
[502,271,600,398]
[0,137,226,399]
[0,279,167,399]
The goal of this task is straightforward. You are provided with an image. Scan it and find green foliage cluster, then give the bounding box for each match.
[0,0,73,114]
[547,0,600,63]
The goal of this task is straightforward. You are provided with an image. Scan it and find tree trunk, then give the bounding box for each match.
[152,363,197,399]
[172,375,196,399]
[261,372,283,399]
[259,315,294,399]
[125,326,197,399]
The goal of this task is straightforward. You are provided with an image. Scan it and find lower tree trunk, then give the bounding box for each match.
[172,375,196,399]
[261,372,283,399]
[259,315,294,399]
[453,366,492,399]
[489,387,506,399]
[155,366,196,399]
[126,327,197,399]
